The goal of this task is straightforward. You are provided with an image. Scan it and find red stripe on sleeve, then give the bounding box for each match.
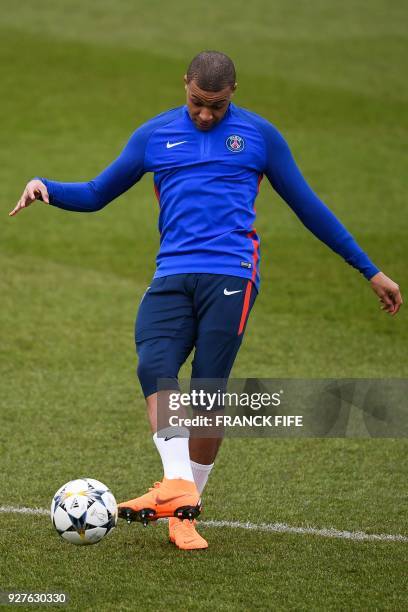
[153,181,160,204]
[257,173,264,193]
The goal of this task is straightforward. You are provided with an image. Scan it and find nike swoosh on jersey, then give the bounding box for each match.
[224,289,243,295]
[166,140,187,149]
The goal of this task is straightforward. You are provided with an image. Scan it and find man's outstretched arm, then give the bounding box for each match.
[261,124,402,315]
[9,124,151,216]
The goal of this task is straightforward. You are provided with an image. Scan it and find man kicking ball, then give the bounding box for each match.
[10,51,402,550]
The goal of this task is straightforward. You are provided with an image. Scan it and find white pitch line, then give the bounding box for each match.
[200,520,408,543]
[1,505,407,543]
[0,505,49,516]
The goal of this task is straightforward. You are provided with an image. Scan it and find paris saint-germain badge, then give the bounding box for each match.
[226,134,245,152]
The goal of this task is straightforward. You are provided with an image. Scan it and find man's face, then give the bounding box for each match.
[184,77,236,131]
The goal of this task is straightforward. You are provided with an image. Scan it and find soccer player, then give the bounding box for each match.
[10,51,402,550]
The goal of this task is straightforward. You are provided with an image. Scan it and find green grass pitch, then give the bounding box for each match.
[1,1,407,610]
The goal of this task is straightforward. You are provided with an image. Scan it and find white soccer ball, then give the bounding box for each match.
[50,478,117,545]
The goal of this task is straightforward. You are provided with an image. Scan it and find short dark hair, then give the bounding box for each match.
[186,51,236,91]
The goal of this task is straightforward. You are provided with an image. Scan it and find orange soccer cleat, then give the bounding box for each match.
[168,517,208,550]
[117,477,201,526]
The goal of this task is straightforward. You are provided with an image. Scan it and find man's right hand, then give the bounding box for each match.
[9,180,49,216]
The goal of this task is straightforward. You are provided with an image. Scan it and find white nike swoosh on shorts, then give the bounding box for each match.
[224,289,243,296]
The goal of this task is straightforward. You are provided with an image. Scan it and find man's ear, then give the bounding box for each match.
[183,74,188,91]
[231,82,238,94]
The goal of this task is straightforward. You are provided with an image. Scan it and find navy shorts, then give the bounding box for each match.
[135,273,257,398]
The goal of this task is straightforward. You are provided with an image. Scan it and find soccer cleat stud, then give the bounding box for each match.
[175,504,201,521]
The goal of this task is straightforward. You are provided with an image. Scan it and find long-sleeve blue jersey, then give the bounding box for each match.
[39,103,379,290]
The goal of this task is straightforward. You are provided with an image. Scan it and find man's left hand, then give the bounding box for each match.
[370,272,403,316]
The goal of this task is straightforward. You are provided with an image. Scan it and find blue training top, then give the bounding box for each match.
[39,103,379,290]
